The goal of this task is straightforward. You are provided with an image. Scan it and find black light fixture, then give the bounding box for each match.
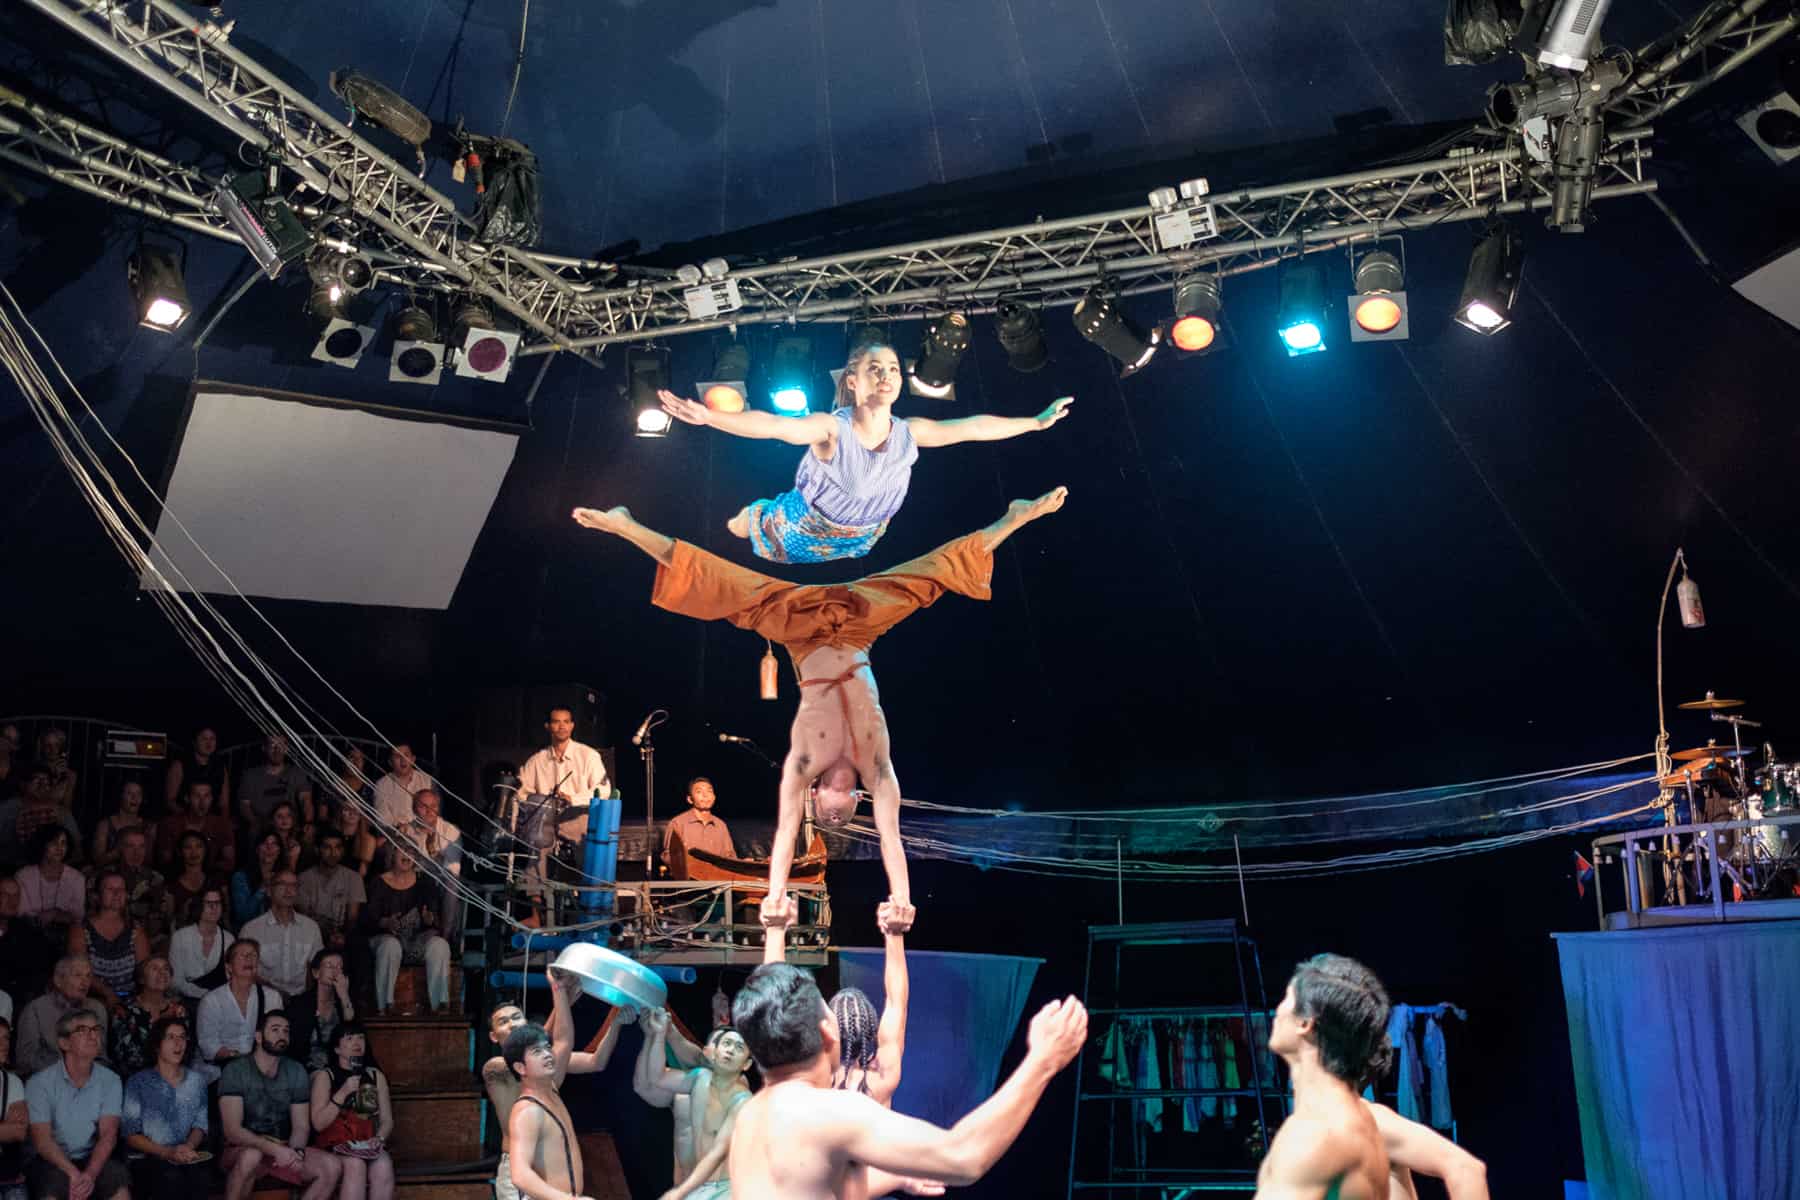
[1347,247,1409,342]
[127,243,190,332]
[306,245,374,307]
[1074,288,1161,376]
[1454,225,1525,334]
[309,291,375,369]
[996,300,1048,372]
[450,297,520,382]
[625,346,673,437]
[388,303,445,385]
[1168,274,1223,354]
[909,312,971,399]
[1275,260,1330,357]
[699,342,750,413]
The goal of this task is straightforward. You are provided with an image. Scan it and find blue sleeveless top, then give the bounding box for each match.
[793,409,919,527]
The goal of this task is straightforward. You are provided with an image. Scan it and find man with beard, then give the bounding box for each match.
[218,1009,340,1200]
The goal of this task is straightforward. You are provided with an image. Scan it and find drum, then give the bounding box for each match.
[1759,765,1798,814]
[513,792,560,850]
[551,942,667,1010]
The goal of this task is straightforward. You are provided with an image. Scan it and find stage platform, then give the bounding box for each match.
[1602,894,1800,929]
[1554,919,1800,1200]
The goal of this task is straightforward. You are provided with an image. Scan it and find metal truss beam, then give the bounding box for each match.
[12,0,1790,358]
[1608,0,1800,129]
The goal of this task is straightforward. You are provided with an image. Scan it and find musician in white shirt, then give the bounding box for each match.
[511,708,611,908]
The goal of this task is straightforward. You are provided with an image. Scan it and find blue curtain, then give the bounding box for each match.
[838,948,1041,1127]
[1554,922,1800,1200]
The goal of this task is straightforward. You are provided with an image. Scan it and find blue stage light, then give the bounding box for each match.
[771,386,810,413]
[1276,260,1329,358]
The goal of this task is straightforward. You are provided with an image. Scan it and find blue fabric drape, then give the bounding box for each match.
[1554,922,1800,1200]
[837,948,1041,1127]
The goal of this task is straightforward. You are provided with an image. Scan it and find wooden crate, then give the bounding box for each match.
[367,1014,475,1092]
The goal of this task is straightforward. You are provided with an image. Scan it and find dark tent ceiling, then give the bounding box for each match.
[4,0,1800,813]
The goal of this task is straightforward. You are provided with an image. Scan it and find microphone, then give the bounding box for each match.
[718,733,754,745]
[632,712,656,746]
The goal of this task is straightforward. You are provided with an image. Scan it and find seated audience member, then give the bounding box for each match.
[364,853,452,1015]
[287,950,356,1073]
[122,1015,209,1200]
[0,724,14,790]
[232,831,284,930]
[155,779,235,874]
[370,745,432,832]
[0,877,53,1001]
[197,940,283,1069]
[35,728,79,810]
[16,958,109,1077]
[332,805,381,879]
[318,746,375,823]
[169,887,235,1001]
[164,832,222,932]
[240,871,322,1000]
[269,802,308,874]
[309,1021,394,1199]
[15,826,85,935]
[25,1009,129,1200]
[238,736,315,831]
[400,788,462,933]
[219,1009,340,1200]
[0,764,84,866]
[164,727,229,821]
[0,1017,27,1200]
[69,870,149,1007]
[109,827,172,949]
[297,831,367,949]
[108,957,188,1078]
[90,781,150,870]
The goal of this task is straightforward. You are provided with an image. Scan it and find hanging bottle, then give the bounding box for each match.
[760,643,779,700]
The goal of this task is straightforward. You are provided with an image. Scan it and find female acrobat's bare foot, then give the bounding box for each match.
[572,505,632,533]
[727,506,751,539]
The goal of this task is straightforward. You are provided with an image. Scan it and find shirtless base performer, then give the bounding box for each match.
[725,962,1084,1200]
[572,487,1069,923]
[497,969,615,1200]
[1257,954,1394,1200]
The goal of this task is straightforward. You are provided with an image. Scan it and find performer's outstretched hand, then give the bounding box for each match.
[889,1179,948,1196]
[658,388,710,426]
[1035,395,1074,429]
[1025,996,1089,1072]
[760,892,798,929]
[877,896,915,936]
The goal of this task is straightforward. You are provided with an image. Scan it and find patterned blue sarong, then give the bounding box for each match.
[746,488,891,564]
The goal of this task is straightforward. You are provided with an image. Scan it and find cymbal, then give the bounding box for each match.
[1671,745,1752,761]
[1660,766,1715,786]
[1678,696,1744,711]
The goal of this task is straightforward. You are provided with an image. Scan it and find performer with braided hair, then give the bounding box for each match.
[572,487,1069,922]
[763,897,913,1106]
[655,341,1073,564]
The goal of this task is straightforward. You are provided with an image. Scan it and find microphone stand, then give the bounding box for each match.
[640,725,656,879]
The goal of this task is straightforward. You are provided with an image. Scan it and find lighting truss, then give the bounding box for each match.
[1604,0,1800,129]
[6,0,1792,358]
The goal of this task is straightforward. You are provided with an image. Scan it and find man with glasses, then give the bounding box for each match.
[24,1011,129,1200]
[239,872,322,1000]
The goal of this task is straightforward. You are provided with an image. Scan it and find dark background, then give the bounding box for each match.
[5,0,1800,1195]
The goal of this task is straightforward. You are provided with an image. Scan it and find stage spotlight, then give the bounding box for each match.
[1276,260,1329,357]
[768,337,813,414]
[127,244,189,332]
[1074,288,1161,376]
[625,346,672,437]
[996,300,1048,372]
[1169,274,1223,353]
[1347,249,1409,342]
[909,312,970,399]
[1454,226,1525,334]
[1535,0,1613,71]
[699,343,749,412]
[450,298,520,382]
[388,303,445,385]
[310,296,375,369]
[307,246,374,305]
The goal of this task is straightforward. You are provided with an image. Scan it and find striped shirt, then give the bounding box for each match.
[794,408,918,527]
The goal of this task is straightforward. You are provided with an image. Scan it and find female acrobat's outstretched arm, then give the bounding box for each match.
[908,396,1072,447]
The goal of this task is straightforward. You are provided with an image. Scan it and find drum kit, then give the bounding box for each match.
[1656,692,1799,902]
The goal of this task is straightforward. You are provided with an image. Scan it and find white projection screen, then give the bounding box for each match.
[142,384,520,609]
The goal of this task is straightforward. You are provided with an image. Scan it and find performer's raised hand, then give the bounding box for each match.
[1035,395,1074,429]
[1025,996,1089,1071]
[891,1180,948,1196]
[877,896,915,936]
[615,1005,639,1026]
[658,388,710,426]
[642,1006,669,1036]
[760,891,798,929]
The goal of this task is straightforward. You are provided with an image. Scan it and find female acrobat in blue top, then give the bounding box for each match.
[657,340,1073,564]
